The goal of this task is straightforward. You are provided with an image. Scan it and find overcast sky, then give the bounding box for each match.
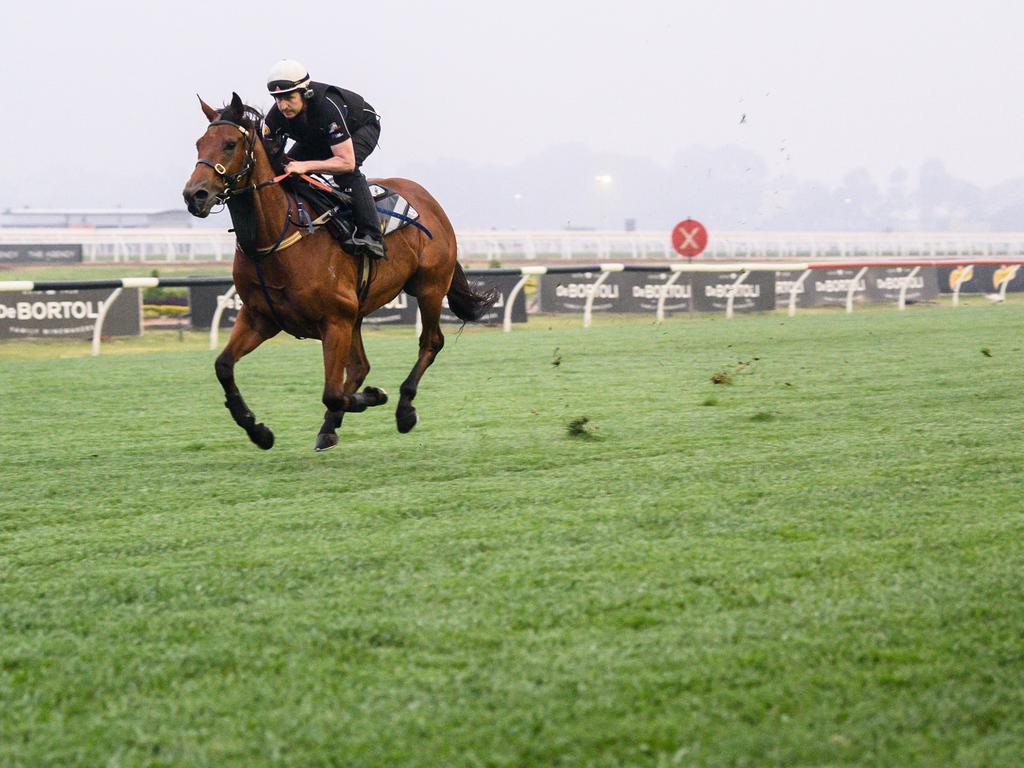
[4,0,1023,221]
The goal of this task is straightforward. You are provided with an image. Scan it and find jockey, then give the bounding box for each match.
[264,59,385,259]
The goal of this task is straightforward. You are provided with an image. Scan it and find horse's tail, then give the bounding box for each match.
[446,263,499,323]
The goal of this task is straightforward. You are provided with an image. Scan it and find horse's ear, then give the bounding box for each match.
[230,92,244,113]
[198,95,219,123]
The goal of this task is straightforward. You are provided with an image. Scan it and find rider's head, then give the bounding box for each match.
[267,59,312,118]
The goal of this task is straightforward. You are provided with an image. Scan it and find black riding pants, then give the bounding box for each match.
[334,122,381,238]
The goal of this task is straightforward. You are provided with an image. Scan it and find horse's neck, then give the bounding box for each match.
[228,141,289,257]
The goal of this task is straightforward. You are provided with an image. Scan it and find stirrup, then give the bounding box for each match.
[350,234,386,260]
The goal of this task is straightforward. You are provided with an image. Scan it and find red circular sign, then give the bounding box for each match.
[672,219,708,258]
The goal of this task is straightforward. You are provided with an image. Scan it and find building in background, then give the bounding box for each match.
[1,208,193,228]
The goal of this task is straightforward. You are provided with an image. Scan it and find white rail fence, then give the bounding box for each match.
[2,228,1024,263]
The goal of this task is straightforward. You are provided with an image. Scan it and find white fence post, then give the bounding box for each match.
[209,285,238,350]
[789,269,812,317]
[846,267,870,313]
[91,287,123,356]
[583,264,624,328]
[952,267,970,307]
[897,266,921,311]
[725,271,751,320]
[503,266,546,333]
[657,267,688,324]
[998,266,1017,303]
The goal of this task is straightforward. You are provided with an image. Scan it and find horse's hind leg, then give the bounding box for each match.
[396,286,445,434]
[316,319,388,450]
[215,307,279,450]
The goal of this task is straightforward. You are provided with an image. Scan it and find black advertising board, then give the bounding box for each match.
[190,284,422,327]
[691,270,775,313]
[933,264,1023,295]
[623,271,693,314]
[539,270,775,314]
[865,266,939,303]
[0,288,141,338]
[970,264,1024,294]
[190,278,526,329]
[538,271,631,314]
[440,273,527,325]
[935,264,985,294]
[0,244,83,264]
[775,269,818,309]
[811,268,868,307]
[365,292,420,325]
[189,283,241,329]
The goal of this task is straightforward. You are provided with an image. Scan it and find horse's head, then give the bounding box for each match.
[183,92,264,217]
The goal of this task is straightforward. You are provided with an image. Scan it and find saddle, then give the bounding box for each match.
[283,176,426,249]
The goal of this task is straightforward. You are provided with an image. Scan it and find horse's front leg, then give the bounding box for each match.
[316,313,357,452]
[316,320,389,449]
[215,306,279,449]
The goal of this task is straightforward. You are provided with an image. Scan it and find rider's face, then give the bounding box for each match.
[274,92,305,118]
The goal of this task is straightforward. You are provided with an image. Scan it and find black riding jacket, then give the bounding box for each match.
[265,82,378,159]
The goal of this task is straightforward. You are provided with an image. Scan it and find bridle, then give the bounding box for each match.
[194,118,261,203]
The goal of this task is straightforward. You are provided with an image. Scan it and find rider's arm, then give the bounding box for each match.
[284,92,356,176]
[288,139,355,175]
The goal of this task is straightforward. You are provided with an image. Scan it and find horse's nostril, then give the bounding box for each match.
[193,189,209,201]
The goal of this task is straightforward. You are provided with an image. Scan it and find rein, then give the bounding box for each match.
[195,117,336,204]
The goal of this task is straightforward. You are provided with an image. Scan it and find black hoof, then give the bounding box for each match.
[248,423,275,450]
[363,386,389,406]
[315,432,339,452]
[396,405,418,434]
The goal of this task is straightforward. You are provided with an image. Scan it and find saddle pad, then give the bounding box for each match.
[368,184,420,237]
[306,175,420,237]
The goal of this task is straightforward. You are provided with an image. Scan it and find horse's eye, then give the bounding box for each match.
[225,140,237,151]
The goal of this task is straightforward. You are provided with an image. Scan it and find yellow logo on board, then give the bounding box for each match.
[948,265,973,290]
[993,265,1020,290]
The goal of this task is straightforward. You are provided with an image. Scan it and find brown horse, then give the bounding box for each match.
[182,93,495,451]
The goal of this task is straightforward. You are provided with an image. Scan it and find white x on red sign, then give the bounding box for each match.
[671,219,708,258]
[676,225,700,249]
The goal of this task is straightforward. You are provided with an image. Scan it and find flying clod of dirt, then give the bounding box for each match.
[566,416,598,440]
[711,357,760,385]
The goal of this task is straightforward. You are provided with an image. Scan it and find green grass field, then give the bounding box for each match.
[2,305,1023,767]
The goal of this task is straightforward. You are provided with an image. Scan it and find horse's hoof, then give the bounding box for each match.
[364,386,388,406]
[315,433,339,452]
[249,423,275,450]
[396,406,418,434]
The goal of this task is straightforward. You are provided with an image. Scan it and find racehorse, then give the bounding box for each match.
[182,93,496,451]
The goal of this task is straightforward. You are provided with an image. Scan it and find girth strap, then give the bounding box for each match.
[257,231,303,256]
[358,252,373,304]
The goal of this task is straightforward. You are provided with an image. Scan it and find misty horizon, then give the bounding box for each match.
[4,1,1022,233]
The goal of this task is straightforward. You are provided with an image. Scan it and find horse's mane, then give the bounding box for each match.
[219,98,286,173]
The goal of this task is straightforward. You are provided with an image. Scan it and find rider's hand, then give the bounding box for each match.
[284,160,308,176]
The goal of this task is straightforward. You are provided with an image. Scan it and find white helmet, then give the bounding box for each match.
[267,59,311,96]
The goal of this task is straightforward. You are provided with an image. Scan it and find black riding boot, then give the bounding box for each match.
[337,171,385,259]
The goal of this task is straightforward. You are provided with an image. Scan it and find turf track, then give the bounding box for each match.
[1,305,1023,767]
